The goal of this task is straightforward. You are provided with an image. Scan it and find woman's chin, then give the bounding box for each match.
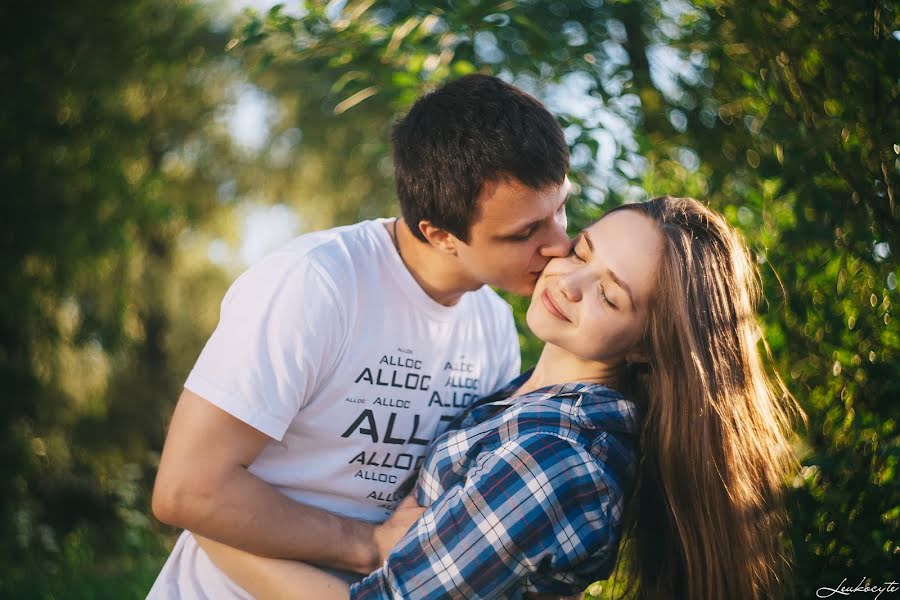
[525,314,558,349]
[524,306,541,338]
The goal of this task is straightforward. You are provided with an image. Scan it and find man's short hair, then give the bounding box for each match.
[392,74,569,243]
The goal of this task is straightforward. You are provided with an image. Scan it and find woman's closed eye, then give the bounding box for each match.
[600,284,617,309]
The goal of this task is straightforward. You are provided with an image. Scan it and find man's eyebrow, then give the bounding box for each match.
[583,230,636,310]
[494,219,541,240]
[496,192,570,239]
[500,218,541,238]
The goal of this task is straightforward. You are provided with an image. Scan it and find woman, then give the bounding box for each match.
[197,197,801,599]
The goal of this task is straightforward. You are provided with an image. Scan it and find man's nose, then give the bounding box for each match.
[538,221,571,258]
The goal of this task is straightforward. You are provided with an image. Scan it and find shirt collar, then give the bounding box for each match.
[473,368,641,435]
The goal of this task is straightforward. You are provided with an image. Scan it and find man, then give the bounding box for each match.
[149,74,571,598]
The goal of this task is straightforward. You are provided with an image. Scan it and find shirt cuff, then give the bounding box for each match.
[349,568,393,599]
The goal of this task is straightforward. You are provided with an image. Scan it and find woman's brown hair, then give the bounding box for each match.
[610,197,804,599]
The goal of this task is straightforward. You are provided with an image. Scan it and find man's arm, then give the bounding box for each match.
[152,389,379,573]
[192,499,425,600]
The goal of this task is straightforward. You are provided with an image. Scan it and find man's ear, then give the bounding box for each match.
[418,220,461,256]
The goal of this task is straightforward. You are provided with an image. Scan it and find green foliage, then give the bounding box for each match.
[0,525,169,599]
[1,0,895,595]
[0,0,239,590]
[661,1,899,590]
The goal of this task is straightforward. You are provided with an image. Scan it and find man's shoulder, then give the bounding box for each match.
[281,218,384,261]
[250,219,387,285]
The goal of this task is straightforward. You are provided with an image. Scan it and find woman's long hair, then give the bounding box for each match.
[610,197,804,599]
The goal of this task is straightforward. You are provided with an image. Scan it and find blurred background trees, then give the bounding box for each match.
[1,0,245,595]
[1,0,895,596]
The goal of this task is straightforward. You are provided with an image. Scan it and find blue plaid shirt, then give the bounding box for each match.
[350,369,641,599]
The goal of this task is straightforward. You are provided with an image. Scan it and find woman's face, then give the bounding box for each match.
[526,209,665,363]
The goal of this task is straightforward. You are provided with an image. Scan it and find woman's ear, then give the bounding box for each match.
[625,347,650,366]
[419,220,460,256]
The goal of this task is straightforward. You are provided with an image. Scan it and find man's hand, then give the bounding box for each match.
[372,494,426,566]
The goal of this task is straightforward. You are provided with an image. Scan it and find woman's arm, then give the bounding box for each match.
[352,434,618,599]
[195,534,350,600]
[193,496,424,599]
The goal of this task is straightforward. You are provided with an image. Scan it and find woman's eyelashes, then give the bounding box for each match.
[600,285,616,309]
[570,246,618,309]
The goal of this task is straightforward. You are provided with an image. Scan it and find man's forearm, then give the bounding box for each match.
[157,465,379,574]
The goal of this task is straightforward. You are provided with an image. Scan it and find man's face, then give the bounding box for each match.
[453,177,572,296]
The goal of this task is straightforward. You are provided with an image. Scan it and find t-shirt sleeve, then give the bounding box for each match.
[349,433,617,600]
[184,252,346,441]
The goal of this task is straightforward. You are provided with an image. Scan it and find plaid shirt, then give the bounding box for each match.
[350,369,641,600]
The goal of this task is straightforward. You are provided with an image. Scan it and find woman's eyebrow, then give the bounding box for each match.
[580,231,594,251]
[606,268,635,310]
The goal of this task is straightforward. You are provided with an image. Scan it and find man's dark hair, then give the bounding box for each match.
[392,74,569,243]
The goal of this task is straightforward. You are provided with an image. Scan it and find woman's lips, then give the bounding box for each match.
[541,289,570,322]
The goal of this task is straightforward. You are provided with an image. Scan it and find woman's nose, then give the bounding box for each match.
[557,272,582,302]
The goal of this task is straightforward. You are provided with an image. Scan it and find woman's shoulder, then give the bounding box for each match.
[507,382,641,438]
[498,390,642,485]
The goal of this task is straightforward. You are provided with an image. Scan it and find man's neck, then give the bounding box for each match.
[387,219,479,307]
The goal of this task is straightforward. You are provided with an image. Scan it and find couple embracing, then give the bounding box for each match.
[148,75,798,600]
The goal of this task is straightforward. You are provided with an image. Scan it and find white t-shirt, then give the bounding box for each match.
[148,219,520,599]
